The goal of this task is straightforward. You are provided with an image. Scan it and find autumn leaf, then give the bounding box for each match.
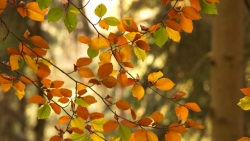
[99,20,109,30]
[58,97,69,104]
[137,118,152,126]
[78,67,94,78]
[169,123,187,134]
[135,40,150,51]
[148,71,163,84]
[0,0,7,14]
[181,7,202,20]
[146,131,158,141]
[121,120,137,128]
[71,117,85,130]
[120,45,132,62]
[132,83,145,101]
[76,57,92,67]
[184,102,201,112]
[98,63,113,79]
[91,132,105,141]
[50,103,61,114]
[14,87,25,100]
[238,96,250,110]
[165,131,181,141]
[166,19,182,32]
[175,106,189,120]
[166,27,181,43]
[59,88,72,97]
[121,17,138,32]
[179,14,193,33]
[77,36,91,44]
[76,106,89,120]
[161,0,170,6]
[30,36,50,49]
[238,137,250,141]
[185,119,204,129]
[103,120,118,133]
[82,95,97,105]
[26,2,48,22]
[134,46,146,61]
[24,55,38,73]
[130,108,137,120]
[172,91,186,99]
[101,76,117,88]
[89,37,110,51]
[116,100,131,110]
[134,129,147,141]
[190,0,201,11]
[50,135,62,141]
[28,94,46,104]
[240,88,250,97]
[58,115,71,124]
[90,118,107,131]
[155,78,175,91]
[151,111,163,124]
[10,55,21,70]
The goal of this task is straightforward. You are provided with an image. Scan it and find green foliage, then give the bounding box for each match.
[69,5,81,14]
[238,96,250,110]
[134,46,146,61]
[75,98,90,107]
[71,133,87,140]
[153,26,168,47]
[118,125,131,141]
[48,8,64,22]
[37,104,51,119]
[200,0,218,14]
[64,11,77,33]
[36,0,52,10]
[87,48,99,58]
[103,17,120,26]
[94,3,107,17]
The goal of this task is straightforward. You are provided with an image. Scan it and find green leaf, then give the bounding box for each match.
[237,96,250,110]
[75,98,90,107]
[64,11,77,33]
[69,5,80,14]
[18,57,24,69]
[90,118,108,131]
[71,133,87,141]
[153,26,168,47]
[83,137,94,141]
[94,3,107,17]
[103,17,120,26]
[200,0,218,14]
[37,104,51,119]
[48,8,64,22]
[87,48,99,58]
[118,125,131,141]
[36,0,51,10]
[134,46,146,61]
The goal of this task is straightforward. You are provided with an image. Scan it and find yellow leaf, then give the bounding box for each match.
[89,37,110,51]
[155,78,175,91]
[91,132,105,141]
[146,131,158,141]
[10,55,21,71]
[125,32,146,42]
[99,20,109,30]
[90,118,108,131]
[175,106,188,120]
[71,117,85,130]
[184,102,201,112]
[132,83,145,101]
[24,55,38,73]
[26,2,48,22]
[147,71,163,84]
[134,46,146,61]
[134,129,147,141]
[165,131,181,141]
[99,51,111,63]
[0,0,7,14]
[120,45,132,62]
[14,87,25,100]
[166,27,181,43]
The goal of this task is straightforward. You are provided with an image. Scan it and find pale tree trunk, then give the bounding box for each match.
[210,0,244,140]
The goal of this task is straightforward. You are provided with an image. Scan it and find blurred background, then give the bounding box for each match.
[0,0,249,141]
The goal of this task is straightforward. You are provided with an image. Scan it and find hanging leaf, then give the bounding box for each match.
[103,120,118,133]
[184,102,201,112]
[151,111,163,124]
[51,80,64,88]
[94,3,107,17]
[98,63,113,79]
[237,96,250,110]
[99,20,109,30]
[64,11,77,33]
[155,78,175,91]
[69,5,80,14]
[82,95,97,105]
[48,8,64,22]
[50,103,61,114]
[10,55,21,70]
[103,17,120,26]
[26,2,48,22]
[91,132,105,141]
[200,0,218,14]
[135,40,150,51]
[90,118,107,131]
[59,88,72,97]
[181,7,202,20]
[1,83,12,92]
[121,17,138,32]
[179,14,193,33]
[77,36,91,44]
[75,98,90,107]
[238,137,250,141]
[175,106,188,120]
[14,87,25,100]
[0,0,7,14]
[38,104,51,119]
[118,125,131,141]
[190,0,201,11]
[76,106,89,120]
[87,48,99,58]
[28,94,46,104]
[76,57,92,67]
[50,135,62,141]
[120,45,132,62]
[36,0,51,10]
[165,131,181,141]
[148,71,163,84]
[169,123,187,134]
[161,0,170,6]
[24,55,38,73]
[146,131,158,141]
[101,76,117,88]
[134,46,146,61]
[185,119,204,129]
[17,7,27,18]
[132,83,145,101]
[134,129,147,141]
[153,26,168,47]
[172,91,186,99]
[137,118,153,126]
[116,100,131,110]
[71,116,85,130]
[166,27,181,43]
[166,19,182,32]
[130,108,137,120]
[58,97,69,104]
[90,112,104,120]
[121,120,138,128]
[78,67,94,78]
[240,88,250,97]
[89,37,110,51]
[58,115,71,124]
[70,133,87,141]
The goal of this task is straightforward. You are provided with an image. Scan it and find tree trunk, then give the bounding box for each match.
[210,0,244,140]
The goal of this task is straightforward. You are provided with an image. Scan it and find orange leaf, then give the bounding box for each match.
[175,106,188,120]
[50,103,61,114]
[123,62,133,68]
[78,67,94,78]
[41,78,52,88]
[166,19,181,32]
[181,6,201,20]
[135,40,150,51]
[101,76,117,88]
[206,0,219,4]
[148,71,163,84]
[121,120,137,128]
[99,20,109,30]
[121,17,138,32]
[184,102,201,112]
[241,88,250,96]
[172,91,186,99]
[185,119,204,129]
[58,97,69,104]
[89,37,110,51]
[10,55,21,71]
[33,48,47,56]
[82,95,97,104]
[134,129,147,141]
[103,120,118,133]
[99,51,111,63]
[137,118,152,126]
[179,14,193,33]
[51,80,64,88]
[76,106,89,120]
[1,83,12,92]
[149,23,161,34]
[19,76,34,84]
[26,2,48,22]
[77,36,91,44]
[14,81,26,91]
[155,78,175,91]
[190,0,201,11]
[0,0,7,14]
[89,112,104,120]
[116,36,128,47]
[165,131,181,141]
[146,131,158,141]
[8,47,20,55]
[0,74,11,84]
[71,127,84,134]
[168,10,179,19]
[50,88,62,97]
[17,7,27,18]
[115,100,131,110]
[130,108,137,120]
[98,63,113,79]
[59,88,72,97]
[161,0,170,6]
[58,115,71,124]
[112,49,122,63]
[50,135,62,141]
[132,83,145,101]
[117,21,126,32]
[30,36,50,49]
[151,111,163,124]
[28,94,46,104]
[169,123,187,134]
[37,63,51,79]
[120,45,132,62]
[76,57,92,67]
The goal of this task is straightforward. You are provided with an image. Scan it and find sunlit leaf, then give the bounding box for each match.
[175,106,188,120]
[71,116,85,130]
[38,104,51,119]
[166,27,181,43]
[132,83,145,101]
[0,0,7,14]
[26,2,48,22]
[165,131,181,141]
[76,105,89,120]
[137,118,153,126]
[121,17,138,32]
[169,123,187,134]
[148,71,163,84]
[77,36,91,44]
[91,132,105,141]
[103,16,120,26]
[166,19,182,32]
[50,103,61,114]
[24,55,38,73]
[146,131,158,141]
[116,100,131,110]
[101,76,117,88]
[58,115,71,124]
[1,83,12,92]
[103,120,118,133]
[78,67,94,78]
[48,8,64,22]
[51,80,64,88]
[37,0,51,10]
[134,46,146,61]
[184,102,201,112]
[14,81,25,92]
[130,108,136,120]
[10,55,21,70]
[58,97,69,104]
[28,94,46,104]
[120,45,132,62]
[149,23,161,34]
[89,37,110,51]
[82,95,97,105]
[90,118,107,131]
[136,40,150,51]
[69,5,80,14]
[155,78,175,91]
[182,7,202,20]
[87,48,99,58]
[76,57,92,67]
[179,14,193,33]
[94,3,107,17]
[238,96,250,110]
[185,119,204,129]
[99,20,109,30]
[134,129,147,141]
[151,111,163,124]
[17,7,27,18]
[30,36,50,49]
[70,133,87,141]
[118,125,131,141]
[14,87,25,100]
[75,97,90,107]
[172,91,187,99]
[153,26,168,47]
[200,0,218,14]
[90,112,104,120]
[98,63,113,79]
[37,63,51,79]
[190,0,201,11]
[64,11,77,33]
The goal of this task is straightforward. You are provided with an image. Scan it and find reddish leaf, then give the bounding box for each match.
[135,40,150,51]
[50,88,62,97]
[28,94,46,104]
[89,112,104,120]
[103,120,118,133]
[98,63,113,79]
[149,23,161,34]
[51,80,64,88]
[101,76,117,88]
[130,108,137,120]
[184,102,201,112]
[50,135,62,141]
[121,120,137,128]
[161,0,170,6]
[33,48,47,56]
[50,103,61,114]
[14,80,26,91]
[168,10,179,19]
[190,0,201,11]
[121,17,138,32]
[115,100,131,110]
[185,119,204,129]
[37,63,51,79]
[82,95,97,104]
[120,45,132,62]
[76,106,89,120]
[76,57,92,67]
[59,88,72,97]
[71,127,84,134]
[30,36,50,49]
[137,118,152,126]
[17,7,27,18]
[58,115,71,124]
[123,62,133,68]
[166,19,182,32]
[181,6,202,20]
[8,47,20,55]
[0,0,7,14]
[78,67,94,78]
[241,88,250,96]
[58,97,69,104]
[172,91,186,99]
[112,49,122,63]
